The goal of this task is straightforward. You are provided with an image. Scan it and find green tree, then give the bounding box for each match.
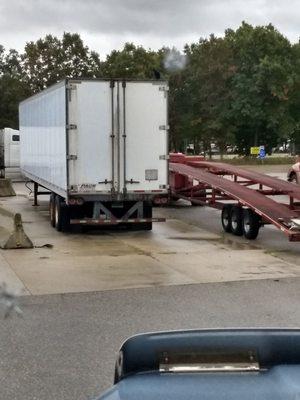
[0,46,30,129]
[23,32,102,92]
[287,42,300,154]
[102,42,161,79]
[226,22,295,154]
[180,36,235,157]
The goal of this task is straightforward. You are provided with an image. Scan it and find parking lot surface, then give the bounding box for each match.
[1,170,300,400]
[1,179,300,295]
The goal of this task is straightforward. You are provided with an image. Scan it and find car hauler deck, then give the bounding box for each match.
[19,79,168,231]
[169,154,300,241]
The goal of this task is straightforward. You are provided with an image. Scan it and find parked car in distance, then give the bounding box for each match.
[95,328,300,400]
[287,160,300,183]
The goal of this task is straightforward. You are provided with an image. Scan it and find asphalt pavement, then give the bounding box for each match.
[1,278,300,400]
[2,165,300,400]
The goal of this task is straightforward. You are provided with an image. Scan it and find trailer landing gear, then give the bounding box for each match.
[49,193,56,227]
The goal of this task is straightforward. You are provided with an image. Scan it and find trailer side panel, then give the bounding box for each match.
[19,81,67,196]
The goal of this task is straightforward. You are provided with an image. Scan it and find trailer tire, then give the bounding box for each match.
[55,196,70,232]
[243,209,260,240]
[230,206,243,236]
[221,204,232,233]
[49,193,56,227]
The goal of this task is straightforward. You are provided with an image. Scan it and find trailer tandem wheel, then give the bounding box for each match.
[54,196,70,232]
[221,204,232,233]
[243,209,260,240]
[230,206,243,236]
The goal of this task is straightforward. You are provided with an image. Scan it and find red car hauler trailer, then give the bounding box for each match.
[169,153,300,242]
[19,79,169,231]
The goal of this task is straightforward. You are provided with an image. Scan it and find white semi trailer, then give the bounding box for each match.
[0,128,20,177]
[19,78,169,231]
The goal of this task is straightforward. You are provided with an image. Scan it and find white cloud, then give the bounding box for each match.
[0,0,299,56]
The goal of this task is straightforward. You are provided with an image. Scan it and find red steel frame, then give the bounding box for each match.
[169,154,300,241]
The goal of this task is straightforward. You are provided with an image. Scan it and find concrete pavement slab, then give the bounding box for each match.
[0,181,300,296]
[155,249,298,283]
[1,253,193,295]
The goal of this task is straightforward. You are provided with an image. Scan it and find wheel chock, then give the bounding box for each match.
[0,212,33,249]
[0,178,16,197]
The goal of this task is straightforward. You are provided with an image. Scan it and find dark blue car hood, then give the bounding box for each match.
[96,328,300,400]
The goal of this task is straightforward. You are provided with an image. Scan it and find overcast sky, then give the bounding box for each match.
[0,0,300,58]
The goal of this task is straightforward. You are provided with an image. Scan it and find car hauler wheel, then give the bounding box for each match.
[230,206,243,236]
[221,204,232,233]
[49,193,56,227]
[54,196,70,232]
[243,209,260,240]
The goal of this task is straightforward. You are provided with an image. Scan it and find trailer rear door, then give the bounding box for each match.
[67,80,114,193]
[67,79,168,196]
[120,81,168,194]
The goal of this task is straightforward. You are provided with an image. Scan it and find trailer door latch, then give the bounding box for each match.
[126,179,140,184]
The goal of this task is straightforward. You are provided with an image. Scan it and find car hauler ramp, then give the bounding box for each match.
[188,160,300,200]
[169,156,300,241]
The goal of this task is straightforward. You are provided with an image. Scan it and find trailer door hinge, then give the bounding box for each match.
[67,124,77,130]
[159,125,169,131]
[159,155,169,160]
[66,83,77,90]
[159,85,169,98]
[159,86,169,92]
[67,155,77,161]
[66,83,77,101]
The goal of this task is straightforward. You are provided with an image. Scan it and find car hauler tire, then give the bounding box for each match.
[49,193,56,227]
[243,208,260,240]
[221,204,232,233]
[54,196,70,232]
[230,206,243,236]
